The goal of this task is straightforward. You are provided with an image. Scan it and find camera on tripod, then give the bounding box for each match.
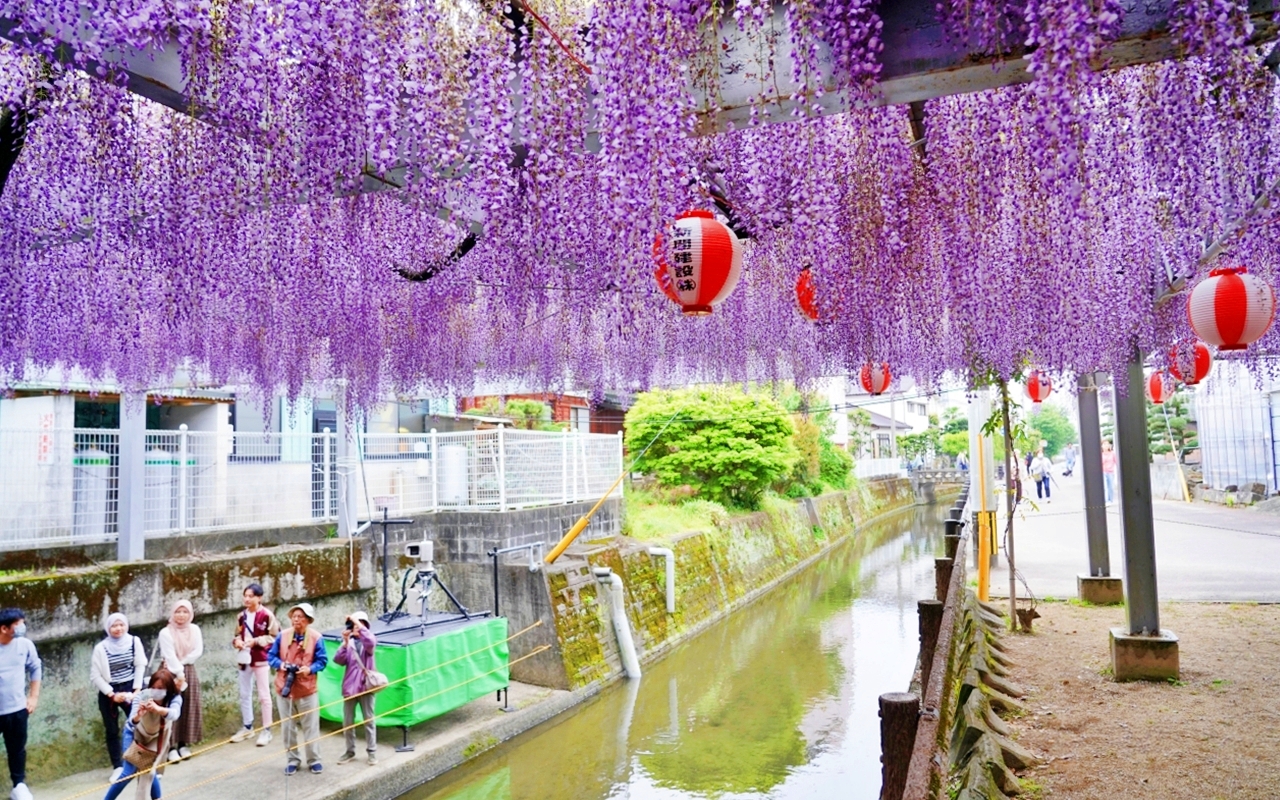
[280,664,301,697]
[405,538,434,572]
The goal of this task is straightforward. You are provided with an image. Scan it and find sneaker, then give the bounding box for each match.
[168,749,182,763]
[337,752,357,765]
[230,727,254,743]
[366,754,378,766]
[310,763,324,774]
[285,763,299,776]
[256,729,273,747]
[109,767,123,783]
[178,747,192,759]
[11,782,33,800]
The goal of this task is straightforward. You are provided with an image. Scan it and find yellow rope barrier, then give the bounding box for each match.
[68,619,545,800]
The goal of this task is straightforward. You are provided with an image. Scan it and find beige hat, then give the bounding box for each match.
[287,602,316,622]
[349,611,371,627]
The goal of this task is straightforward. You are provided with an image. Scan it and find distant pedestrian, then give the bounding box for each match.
[1101,440,1117,503]
[91,613,147,770]
[0,608,40,800]
[334,612,378,766]
[956,452,969,472]
[1030,449,1053,501]
[268,603,328,776]
[1063,444,1077,477]
[158,600,203,762]
[231,584,280,746]
[102,668,182,800]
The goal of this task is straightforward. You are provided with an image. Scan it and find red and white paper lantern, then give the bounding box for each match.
[796,266,819,321]
[860,362,891,396]
[1187,266,1276,351]
[653,210,744,316]
[1168,340,1212,386]
[1145,371,1174,405]
[1025,371,1052,404]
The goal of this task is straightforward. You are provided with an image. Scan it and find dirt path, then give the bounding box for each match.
[1003,601,1280,799]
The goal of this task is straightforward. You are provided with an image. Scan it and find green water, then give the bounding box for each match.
[405,504,945,800]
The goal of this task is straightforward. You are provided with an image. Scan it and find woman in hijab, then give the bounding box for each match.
[157,600,203,762]
[91,613,148,769]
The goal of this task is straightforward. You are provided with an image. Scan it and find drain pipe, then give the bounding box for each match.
[593,568,642,679]
[647,547,676,614]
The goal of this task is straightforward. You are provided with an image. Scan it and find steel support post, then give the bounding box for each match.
[1077,373,1110,577]
[336,394,359,538]
[116,392,146,562]
[1115,352,1161,635]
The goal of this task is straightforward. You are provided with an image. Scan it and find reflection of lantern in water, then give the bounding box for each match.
[652,210,743,316]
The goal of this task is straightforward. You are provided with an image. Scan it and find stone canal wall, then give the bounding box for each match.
[2,543,375,782]
[540,477,923,690]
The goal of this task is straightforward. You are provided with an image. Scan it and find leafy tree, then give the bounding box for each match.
[940,431,969,458]
[465,398,559,430]
[819,441,854,489]
[625,387,798,509]
[897,430,939,461]
[941,406,968,435]
[1025,404,1076,457]
[846,408,872,456]
[1148,389,1197,459]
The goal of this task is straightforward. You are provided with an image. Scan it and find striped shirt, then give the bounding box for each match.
[107,640,137,684]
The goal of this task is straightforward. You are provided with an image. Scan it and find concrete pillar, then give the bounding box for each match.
[1115,352,1160,635]
[1077,373,1123,604]
[336,393,359,537]
[116,392,147,562]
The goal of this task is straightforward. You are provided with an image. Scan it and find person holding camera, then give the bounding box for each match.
[102,668,182,800]
[266,603,327,776]
[333,612,378,766]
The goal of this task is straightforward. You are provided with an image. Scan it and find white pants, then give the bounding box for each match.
[238,663,273,728]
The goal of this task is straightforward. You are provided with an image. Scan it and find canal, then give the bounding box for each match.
[405,502,946,800]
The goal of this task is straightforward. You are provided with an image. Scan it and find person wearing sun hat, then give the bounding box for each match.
[333,611,378,766]
[266,602,327,776]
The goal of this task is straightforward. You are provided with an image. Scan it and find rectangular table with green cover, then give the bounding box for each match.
[318,615,509,727]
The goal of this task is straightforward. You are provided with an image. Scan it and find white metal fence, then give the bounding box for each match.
[0,427,624,549]
[854,457,907,480]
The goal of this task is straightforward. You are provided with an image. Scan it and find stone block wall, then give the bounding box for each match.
[1,543,376,782]
[539,478,920,690]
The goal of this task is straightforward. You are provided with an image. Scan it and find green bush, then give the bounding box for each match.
[819,441,853,489]
[625,386,798,509]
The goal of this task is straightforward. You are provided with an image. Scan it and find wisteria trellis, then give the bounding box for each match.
[0,0,1277,408]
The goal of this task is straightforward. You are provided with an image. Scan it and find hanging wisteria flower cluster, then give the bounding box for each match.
[0,0,1277,407]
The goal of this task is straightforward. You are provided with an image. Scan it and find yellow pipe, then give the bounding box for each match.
[545,470,629,564]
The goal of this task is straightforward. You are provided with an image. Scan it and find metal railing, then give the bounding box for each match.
[855,457,907,480]
[0,427,624,549]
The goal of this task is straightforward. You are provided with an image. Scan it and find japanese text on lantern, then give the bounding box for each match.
[673,227,695,292]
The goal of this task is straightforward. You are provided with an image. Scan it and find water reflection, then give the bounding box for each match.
[408,503,945,800]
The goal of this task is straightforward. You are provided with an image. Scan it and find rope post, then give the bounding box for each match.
[879,691,920,800]
[918,599,943,691]
[934,557,954,603]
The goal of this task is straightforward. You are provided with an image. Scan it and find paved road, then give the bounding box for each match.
[986,467,1280,602]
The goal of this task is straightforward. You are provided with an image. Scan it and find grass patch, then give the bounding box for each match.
[622,488,730,542]
[1099,663,1114,678]
[1020,778,1046,799]
[1211,679,1231,689]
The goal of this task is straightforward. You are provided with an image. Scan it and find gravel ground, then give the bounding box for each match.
[1002,600,1280,800]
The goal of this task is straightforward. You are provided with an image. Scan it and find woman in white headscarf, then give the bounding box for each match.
[90,612,147,770]
[157,600,204,762]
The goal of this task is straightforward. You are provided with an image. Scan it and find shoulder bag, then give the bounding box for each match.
[349,641,389,694]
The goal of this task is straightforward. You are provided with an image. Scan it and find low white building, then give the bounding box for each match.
[1194,360,1280,495]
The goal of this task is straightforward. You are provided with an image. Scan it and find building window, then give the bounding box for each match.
[570,406,590,432]
[908,402,927,416]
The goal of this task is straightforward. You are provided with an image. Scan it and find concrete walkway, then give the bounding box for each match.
[32,681,588,800]
[988,467,1280,602]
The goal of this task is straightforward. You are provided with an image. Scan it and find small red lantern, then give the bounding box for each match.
[653,209,744,316]
[1187,266,1276,351]
[796,266,819,321]
[1145,371,1174,405]
[1025,370,1052,404]
[860,362,891,396]
[1168,340,1212,386]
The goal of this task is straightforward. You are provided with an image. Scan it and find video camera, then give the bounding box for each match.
[280,664,301,698]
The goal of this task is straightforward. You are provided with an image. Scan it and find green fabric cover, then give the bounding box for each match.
[318,617,509,727]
